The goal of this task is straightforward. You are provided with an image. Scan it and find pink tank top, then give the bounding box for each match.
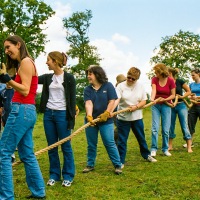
[12,61,38,104]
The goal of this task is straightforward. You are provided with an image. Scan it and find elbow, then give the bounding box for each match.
[22,90,30,97]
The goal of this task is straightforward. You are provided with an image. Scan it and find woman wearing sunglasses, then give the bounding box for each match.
[113,67,157,168]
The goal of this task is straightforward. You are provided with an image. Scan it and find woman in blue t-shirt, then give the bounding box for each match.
[168,68,192,153]
[83,65,122,175]
[187,68,200,147]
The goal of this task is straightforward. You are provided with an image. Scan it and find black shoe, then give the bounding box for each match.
[26,195,46,199]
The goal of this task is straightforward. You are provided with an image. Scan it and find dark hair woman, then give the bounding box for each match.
[0,35,45,199]
[83,65,122,175]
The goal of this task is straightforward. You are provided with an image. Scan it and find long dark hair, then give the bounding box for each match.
[86,65,108,84]
[4,35,32,69]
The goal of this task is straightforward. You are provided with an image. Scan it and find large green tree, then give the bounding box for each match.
[63,9,101,109]
[149,30,200,80]
[0,0,55,62]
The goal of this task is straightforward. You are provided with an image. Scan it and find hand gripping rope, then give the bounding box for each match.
[12,97,162,167]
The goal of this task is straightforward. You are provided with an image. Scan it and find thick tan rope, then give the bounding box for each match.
[12,98,161,167]
[183,98,200,108]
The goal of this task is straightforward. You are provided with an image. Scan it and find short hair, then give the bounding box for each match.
[48,51,67,68]
[191,68,200,74]
[153,63,169,78]
[116,74,126,86]
[86,65,108,84]
[127,67,141,80]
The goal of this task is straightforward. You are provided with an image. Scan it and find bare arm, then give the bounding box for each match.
[161,88,176,102]
[8,58,36,96]
[150,84,156,101]
[177,83,191,99]
[106,99,116,113]
[111,98,120,113]
[85,100,93,116]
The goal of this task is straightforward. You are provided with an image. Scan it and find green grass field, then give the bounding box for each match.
[13,108,200,200]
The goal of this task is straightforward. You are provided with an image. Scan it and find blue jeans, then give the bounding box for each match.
[151,104,171,152]
[85,123,121,168]
[117,119,150,164]
[44,108,75,182]
[0,103,45,200]
[169,102,191,140]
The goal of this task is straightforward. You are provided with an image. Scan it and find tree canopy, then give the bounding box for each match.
[149,30,200,80]
[63,9,101,109]
[0,0,55,62]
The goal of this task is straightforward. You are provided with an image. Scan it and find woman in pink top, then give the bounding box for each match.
[150,63,176,157]
[0,35,45,199]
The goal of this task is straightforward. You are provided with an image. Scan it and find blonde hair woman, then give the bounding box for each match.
[150,63,176,157]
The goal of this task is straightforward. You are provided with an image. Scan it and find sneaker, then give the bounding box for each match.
[163,151,172,156]
[62,180,72,187]
[11,154,15,163]
[151,150,156,157]
[121,164,124,169]
[47,179,55,186]
[115,167,122,175]
[82,166,94,173]
[147,155,157,162]
[183,143,194,148]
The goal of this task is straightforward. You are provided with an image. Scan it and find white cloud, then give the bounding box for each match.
[91,39,137,83]
[197,28,200,34]
[112,33,131,44]
[54,2,72,18]
[35,2,72,76]
[35,3,152,93]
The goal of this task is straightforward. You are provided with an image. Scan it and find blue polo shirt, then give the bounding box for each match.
[84,82,117,124]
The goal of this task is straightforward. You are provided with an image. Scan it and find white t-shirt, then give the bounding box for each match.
[116,81,147,121]
[46,72,66,110]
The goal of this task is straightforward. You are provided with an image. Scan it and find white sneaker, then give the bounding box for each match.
[163,151,172,156]
[183,143,194,148]
[151,151,156,157]
[147,155,157,162]
[62,180,73,187]
[121,164,124,169]
[47,179,55,186]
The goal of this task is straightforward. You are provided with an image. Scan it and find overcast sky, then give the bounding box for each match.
[35,0,200,93]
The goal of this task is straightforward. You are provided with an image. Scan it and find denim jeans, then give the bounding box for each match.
[44,108,75,182]
[117,119,150,164]
[151,104,171,152]
[0,103,45,200]
[85,122,121,168]
[169,102,191,140]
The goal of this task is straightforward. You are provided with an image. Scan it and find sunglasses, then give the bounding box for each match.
[127,76,136,81]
